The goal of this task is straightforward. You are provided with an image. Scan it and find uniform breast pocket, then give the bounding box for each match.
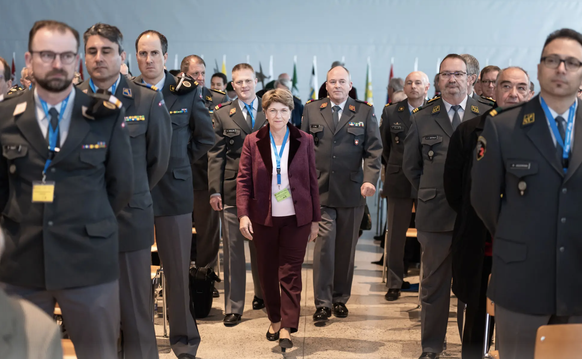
[421,135,443,161]
[505,160,538,196]
[223,129,241,148]
[79,149,107,168]
[309,125,324,145]
[347,127,365,146]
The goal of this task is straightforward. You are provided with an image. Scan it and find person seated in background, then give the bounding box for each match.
[237,88,320,352]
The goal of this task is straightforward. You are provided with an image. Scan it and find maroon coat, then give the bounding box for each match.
[237,124,321,227]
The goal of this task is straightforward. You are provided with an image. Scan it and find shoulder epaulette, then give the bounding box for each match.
[214,101,232,111]
[427,96,440,104]
[211,89,226,95]
[134,81,158,92]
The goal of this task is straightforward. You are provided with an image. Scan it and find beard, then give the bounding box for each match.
[35,69,73,92]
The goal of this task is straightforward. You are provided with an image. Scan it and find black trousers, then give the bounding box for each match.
[461,255,493,359]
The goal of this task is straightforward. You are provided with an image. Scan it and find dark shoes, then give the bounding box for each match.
[332,303,349,318]
[223,313,242,326]
[312,307,331,324]
[385,289,401,301]
[252,296,265,310]
[418,352,439,359]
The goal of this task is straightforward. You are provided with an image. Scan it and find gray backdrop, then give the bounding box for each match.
[2,0,582,111]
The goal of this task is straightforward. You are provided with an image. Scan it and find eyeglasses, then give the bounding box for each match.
[30,51,77,65]
[481,80,496,86]
[540,55,582,71]
[439,71,466,79]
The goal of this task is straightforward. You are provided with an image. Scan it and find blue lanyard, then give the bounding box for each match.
[40,93,71,179]
[540,96,576,172]
[243,100,255,129]
[90,78,118,94]
[269,127,290,187]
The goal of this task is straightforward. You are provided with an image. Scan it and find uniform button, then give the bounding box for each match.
[561,218,566,223]
[51,168,56,173]
[48,221,53,226]
[560,247,565,252]
[562,188,567,194]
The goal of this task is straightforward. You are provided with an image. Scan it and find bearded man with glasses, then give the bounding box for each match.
[403,54,493,359]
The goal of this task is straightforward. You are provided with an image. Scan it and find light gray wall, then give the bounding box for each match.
[2,0,582,111]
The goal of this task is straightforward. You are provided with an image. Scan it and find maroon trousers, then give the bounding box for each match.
[252,215,310,332]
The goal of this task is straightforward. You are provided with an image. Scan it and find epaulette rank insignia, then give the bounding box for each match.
[320,102,328,109]
[122,88,132,98]
[432,105,441,114]
[522,113,535,126]
[230,108,236,116]
[428,96,440,104]
[471,105,479,114]
[349,105,356,112]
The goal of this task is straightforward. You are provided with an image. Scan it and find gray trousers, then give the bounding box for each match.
[313,205,365,309]
[154,214,200,357]
[193,189,220,268]
[496,303,582,359]
[417,230,453,354]
[220,204,262,315]
[119,248,158,359]
[385,197,414,289]
[2,280,119,359]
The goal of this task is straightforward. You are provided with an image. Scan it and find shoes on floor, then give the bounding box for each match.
[223,313,242,326]
[332,303,349,318]
[385,289,401,301]
[252,296,265,310]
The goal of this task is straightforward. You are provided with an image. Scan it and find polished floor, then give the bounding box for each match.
[154,218,464,359]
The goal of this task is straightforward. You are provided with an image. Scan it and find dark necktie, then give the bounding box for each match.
[48,107,60,147]
[451,105,461,131]
[332,105,341,125]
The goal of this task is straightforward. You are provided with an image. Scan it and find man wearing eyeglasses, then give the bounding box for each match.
[134,29,214,359]
[479,65,501,101]
[445,66,531,359]
[0,20,133,359]
[472,29,582,359]
[403,54,492,359]
[207,63,265,327]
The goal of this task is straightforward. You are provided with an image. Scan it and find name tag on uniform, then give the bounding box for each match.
[274,188,291,202]
[32,181,55,203]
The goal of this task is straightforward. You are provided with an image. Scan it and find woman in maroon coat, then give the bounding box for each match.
[237,89,320,352]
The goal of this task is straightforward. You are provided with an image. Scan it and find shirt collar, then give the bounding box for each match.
[330,98,348,111]
[442,95,468,113]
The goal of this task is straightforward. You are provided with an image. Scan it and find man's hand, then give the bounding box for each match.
[210,195,223,211]
[239,216,254,240]
[308,222,319,242]
[361,182,376,198]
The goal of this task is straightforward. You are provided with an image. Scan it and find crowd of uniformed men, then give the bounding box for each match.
[0,19,581,359]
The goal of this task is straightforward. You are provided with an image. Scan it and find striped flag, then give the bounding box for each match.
[309,56,318,100]
[365,57,373,104]
[291,56,299,97]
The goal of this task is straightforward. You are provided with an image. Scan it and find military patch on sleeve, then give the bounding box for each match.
[476,136,487,161]
[522,113,535,126]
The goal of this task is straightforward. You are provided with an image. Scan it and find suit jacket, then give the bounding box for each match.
[0,289,63,359]
[380,98,423,198]
[191,87,227,192]
[78,76,172,251]
[301,97,382,207]
[443,111,492,306]
[471,96,582,316]
[136,71,215,216]
[0,89,133,290]
[403,96,492,232]
[236,124,321,227]
[207,97,267,206]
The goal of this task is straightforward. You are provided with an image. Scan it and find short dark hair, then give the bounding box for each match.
[181,55,205,73]
[0,57,10,81]
[542,28,582,57]
[440,54,467,72]
[480,65,501,79]
[83,23,124,54]
[211,72,227,85]
[135,30,168,55]
[28,20,80,52]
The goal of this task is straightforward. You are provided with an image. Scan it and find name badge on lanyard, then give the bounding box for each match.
[540,96,576,173]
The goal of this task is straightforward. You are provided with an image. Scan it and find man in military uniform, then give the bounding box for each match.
[472,29,582,359]
[79,23,171,359]
[207,63,265,326]
[0,56,12,101]
[380,71,429,302]
[302,65,382,325]
[135,30,214,359]
[0,20,133,359]
[403,54,492,359]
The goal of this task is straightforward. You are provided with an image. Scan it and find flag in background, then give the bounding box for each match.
[386,60,394,104]
[291,55,299,97]
[11,52,15,82]
[309,56,318,101]
[221,55,227,75]
[365,57,373,105]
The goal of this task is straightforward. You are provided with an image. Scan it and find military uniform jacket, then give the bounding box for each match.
[135,71,215,216]
[403,96,491,232]
[191,87,227,191]
[207,98,267,206]
[78,76,172,252]
[301,97,382,208]
[0,89,133,290]
[471,96,582,316]
[380,98,424,199]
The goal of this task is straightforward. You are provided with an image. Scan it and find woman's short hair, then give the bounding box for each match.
[262,88,294,111]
